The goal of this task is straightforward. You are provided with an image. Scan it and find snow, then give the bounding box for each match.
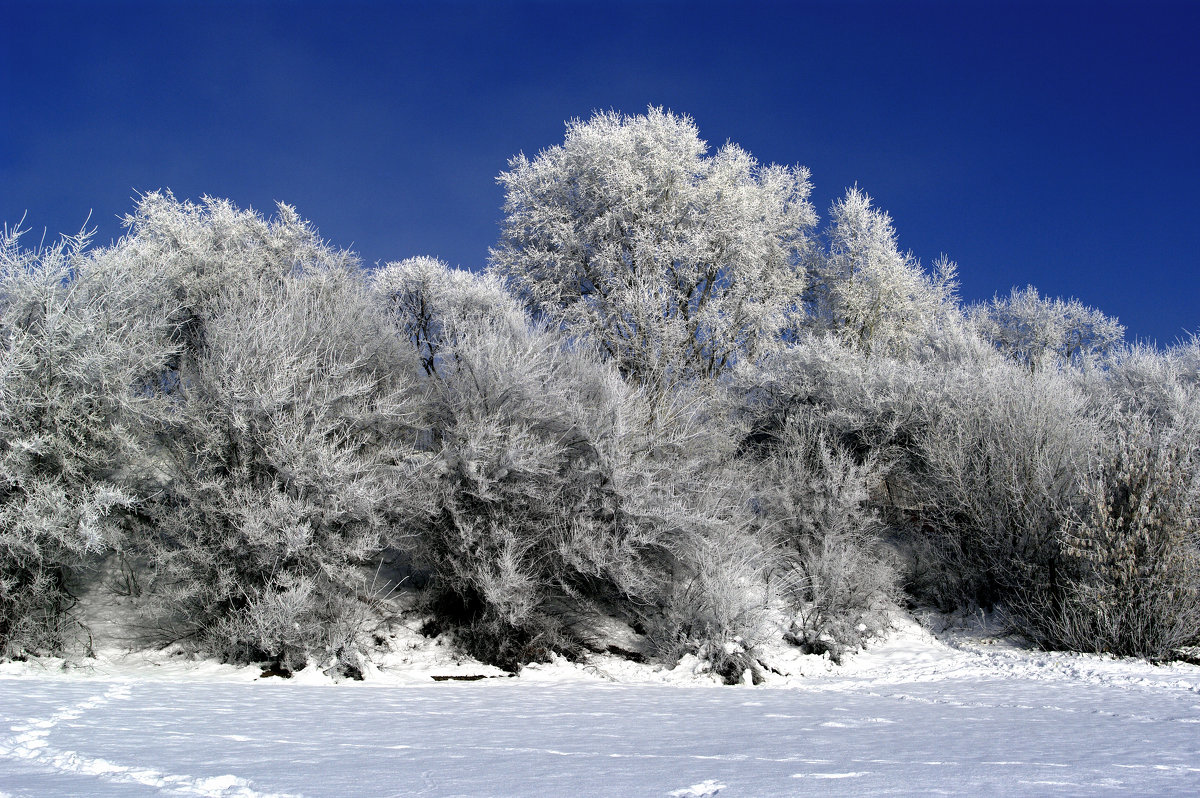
[2,613,1198,797]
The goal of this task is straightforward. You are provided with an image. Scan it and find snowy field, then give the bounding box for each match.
[2,617,1198,797]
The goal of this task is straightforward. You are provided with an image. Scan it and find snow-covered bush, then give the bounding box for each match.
[892,350,1193,663]
[419,333,671,666]
[0,226,172,658]
[377,259,761,673]
[1036,344,1200,658]
[111,190,354,358]
[491,107,816,404]
[736,334,938,480]
[969,286,1128,374]
[1101,339,1200,425]
[752,417,898,663]
[740,335,1092,629]
[903,359,1101,614]
[373,256,526,377]
[102,195,424,674]
[749,331,1197,661]
[650,513,772,684]
[136,268,421,673]
[1045,411,1200,658]
[971,286,1125,373]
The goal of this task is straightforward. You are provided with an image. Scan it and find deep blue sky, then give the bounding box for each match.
[3,1,1197,343]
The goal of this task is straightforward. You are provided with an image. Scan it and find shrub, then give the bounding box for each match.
[111,190,355,357]
[133,261,421,674]
[1040,402,1200,658]
[377,259,760,673]
[649,514,772,683]
[971,286,1125,373]
[0,225,171,658]
[424,328,671,667]
[903,359,1100,613]
[739,335,1099,633]
[1100,339,1200,426]
[753,417,898,663]
[373,256,527,377]
[735,332,969,471]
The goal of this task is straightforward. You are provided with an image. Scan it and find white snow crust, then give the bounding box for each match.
[1,611,1197,796]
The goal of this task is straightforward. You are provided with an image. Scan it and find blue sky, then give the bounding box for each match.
[3,0,1197,343]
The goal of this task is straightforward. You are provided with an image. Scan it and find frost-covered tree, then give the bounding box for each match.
[491,108,817,402]
[805,187,959,359]
[0,225,172,658]
[971,286,1125,373]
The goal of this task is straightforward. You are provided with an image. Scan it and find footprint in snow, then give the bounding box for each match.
[669,779,725,796]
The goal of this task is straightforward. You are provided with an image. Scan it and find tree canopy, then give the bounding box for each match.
[491,107,817,401]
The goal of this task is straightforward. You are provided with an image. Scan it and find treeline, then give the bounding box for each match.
[2,109,1196,680]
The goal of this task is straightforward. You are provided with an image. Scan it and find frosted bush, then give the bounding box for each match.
[971,286,1125,373]
[109,190,354,358]
[418,327,674,667]
[650,515,772,684]
[1043,414,1200,658]
[746,339,1099,621]
[1101,339,1200,425]
[378,259,754,671]
[133,256,421,673]
[1036,352,1200,658]
[759,334,1198,660]
[0,225,171,658]
[752,417,898,663]
[736,335,935,484]
[373,255,526,377]
[908,340,1198,659]
[903,359,1100,611]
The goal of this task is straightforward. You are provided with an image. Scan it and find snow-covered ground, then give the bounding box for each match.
[2,614,1198,797]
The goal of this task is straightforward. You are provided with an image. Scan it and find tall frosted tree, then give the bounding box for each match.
[491,108,817,403]
[806,186,959,359]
